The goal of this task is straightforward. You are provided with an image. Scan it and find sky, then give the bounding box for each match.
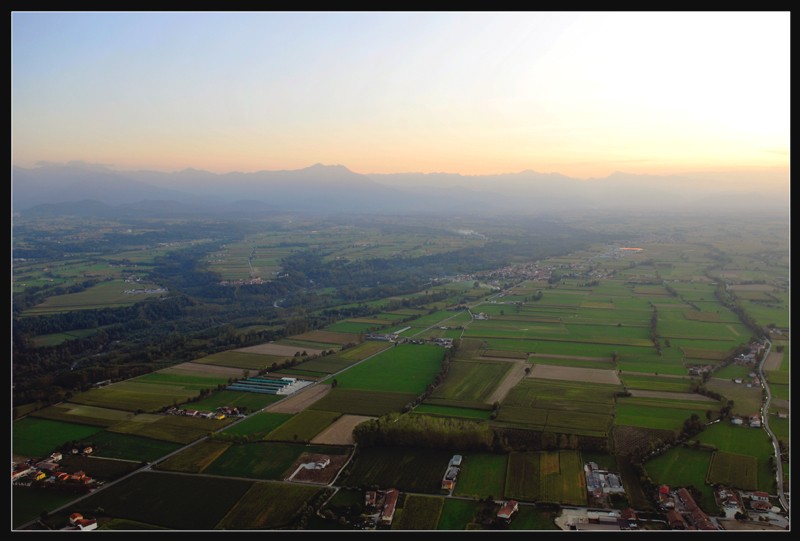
[11,11,790,179]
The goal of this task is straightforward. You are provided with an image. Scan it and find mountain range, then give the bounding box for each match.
[12,162,790,218]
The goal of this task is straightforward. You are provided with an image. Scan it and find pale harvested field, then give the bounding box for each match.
[310,414,376,445]
[729,284,775,292]
[628,389,717,402]
[486,361,528,404]
[266,384,331,413]
[772,398,790,409]
[764,351,784,371]
[528,353,612,362]
[291,330,358,345]
[621,371,688,379]
[160,362,244,378]
[235,342,325,357]
[530,364,621,385]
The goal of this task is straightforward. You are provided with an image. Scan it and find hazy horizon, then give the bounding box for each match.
[12,11,789,182]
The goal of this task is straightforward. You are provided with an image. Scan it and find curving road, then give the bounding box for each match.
[756,338,789,513]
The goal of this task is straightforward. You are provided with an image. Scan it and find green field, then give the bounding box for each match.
[431,360,511,403]
[644,447,716,513]
[436,499,482,530]
[264,410,341,442]
[23,279,168,314]
[615,402,714,432]
[31,328,99,347]
[333,344,444,394]
[498,379,617,437]
[344,446,455,494]
[453,453,508,499]
[89,431,183,462]
[695,422,775,493]
[504,450,586,505]
[620,374,695,393]
[29,403,134,427]
[216,481,322,529]
[13,418,104,458]
[205,442,348,480]
[155,440,233,473]
[412,404,492,421]
[107,414,231,444]
[67,471,253,530]
[706,451,759,490]
[13,487,80,529]
[507,506,559,530]
[310,389,418,417]
[222,412,294,438]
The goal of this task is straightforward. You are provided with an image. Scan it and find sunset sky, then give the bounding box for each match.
[11,11,790,179]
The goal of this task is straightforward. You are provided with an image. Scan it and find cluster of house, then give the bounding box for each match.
[364,488,400,528]
[218,277,267,286]
[12,451,97,490]
[123,287,169,295]
[472,312,489,320]
[480,262,552,282]
[732,372,761,388]
[733,342,766,366]
[440,455,462,491]
[730,414,762,428]
[584,462,625,500]
[61,513,97,531]
[431,337,454,349]
[657,485,718,530]
[165,406,228,420]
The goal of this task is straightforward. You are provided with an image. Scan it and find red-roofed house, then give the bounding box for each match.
[497,500,519,522]
[69,513,83,525]
[380,489,399,526]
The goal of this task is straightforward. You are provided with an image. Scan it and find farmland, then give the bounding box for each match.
[452,453,508,499]
[504,450,586,505]
[66,471,253,530]
[343,446,455,494]
[216,481,322,529]
[13,418,104,458]
[332,344,444,394]
[10,211,790,530]
[393,495,444,530]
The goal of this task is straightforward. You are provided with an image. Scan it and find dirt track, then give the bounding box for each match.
[267,384,331,413]
[486,361,528,404]
[311,415,375,445]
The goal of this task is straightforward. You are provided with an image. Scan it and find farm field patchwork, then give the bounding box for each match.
[107,414,232,444]
[204,442,349,480]
[504,450,586,505]
[155,440,233,473]
[310,414,376,445]
[193,351,288,370]
[436,499,482,530]
[644,447,716,513]
[222,412,294,438]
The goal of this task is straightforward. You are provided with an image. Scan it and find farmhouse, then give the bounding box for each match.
[449,455,463,467]
[749,491,772,512]
[618,508,639,530]
[584,462,625,496]
[730,416,744,426]
[496,500,519,522]
[441,466,459,491]
[365,490,377,509]
[380,489,400,526]
[657,485,675,509]
[749,414,761,428]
